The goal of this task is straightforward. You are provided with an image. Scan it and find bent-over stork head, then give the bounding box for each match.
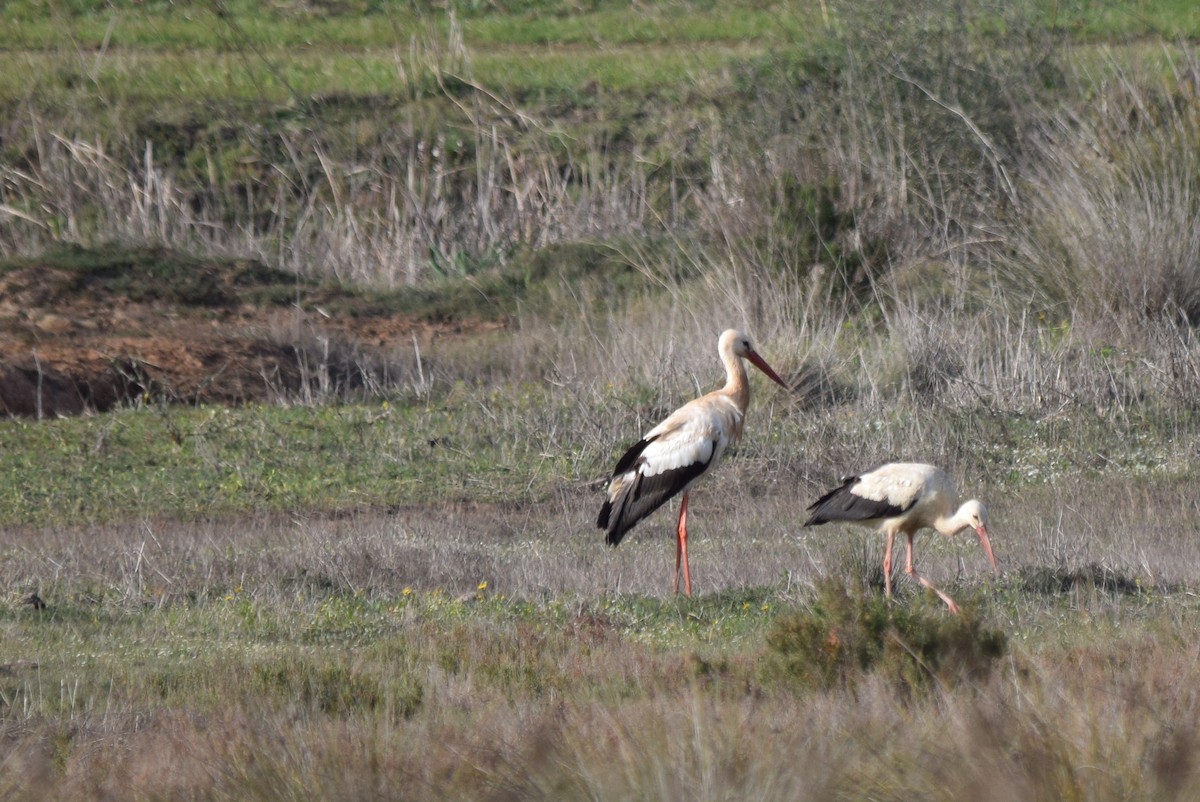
[955,499,998,573]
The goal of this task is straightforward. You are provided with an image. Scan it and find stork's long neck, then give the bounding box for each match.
[933,502,970,537]
[720,351,751,414]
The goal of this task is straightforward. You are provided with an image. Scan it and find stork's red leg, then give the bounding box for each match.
[673,506,681,594]
[673,491,692,596]
[883,528,895,597]
[904,532,960,614]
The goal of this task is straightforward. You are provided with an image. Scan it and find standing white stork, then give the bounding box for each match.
[803,463,998,614]
[598,329,788,596]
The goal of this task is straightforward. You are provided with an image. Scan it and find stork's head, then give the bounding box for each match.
[719,329,788,389]
[957,499,998,572]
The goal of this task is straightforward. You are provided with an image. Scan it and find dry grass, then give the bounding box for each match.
[0,120,659,289]
[1002,52,1200,330]
[3,464,1200,799]
[6,2,1200,797]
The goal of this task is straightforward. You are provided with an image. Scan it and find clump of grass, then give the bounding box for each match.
[761,580,1007,695]
[1001,53,1200,331]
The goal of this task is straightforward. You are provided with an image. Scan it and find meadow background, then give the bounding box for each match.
[4,0,1200,798]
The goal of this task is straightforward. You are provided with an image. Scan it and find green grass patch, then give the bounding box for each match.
[1049,0,1200,39]
[1,242,303,307]
[0,385,599,525]
[0,2,811,50]
[0,240,642,325]
[0,584,772,723]
[2,378,1200,527]
[6,570,1200,788]
[0,44,764,108]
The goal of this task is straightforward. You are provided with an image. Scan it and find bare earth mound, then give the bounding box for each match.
[0,245,474,417]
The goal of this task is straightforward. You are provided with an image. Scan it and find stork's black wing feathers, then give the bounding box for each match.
[597,436,656,531]
[610,437,652,478]
[598,438,715,547]
[803,474,911,526]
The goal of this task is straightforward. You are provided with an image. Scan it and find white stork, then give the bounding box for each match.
[803,463,998,614]
[598,329,788,595]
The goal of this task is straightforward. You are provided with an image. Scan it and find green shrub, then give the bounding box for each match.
[762,581,1007,696]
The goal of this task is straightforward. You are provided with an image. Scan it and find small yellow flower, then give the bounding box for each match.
[402,587,413,596]
[477,581,489,591]
[761,603,770,612]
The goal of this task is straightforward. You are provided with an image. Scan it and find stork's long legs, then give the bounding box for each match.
[905,532,961,614]
[883,528,896,597]
[673,491,692,596]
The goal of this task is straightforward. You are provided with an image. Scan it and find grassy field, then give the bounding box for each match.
[7,376,1200,797]
[7,0,1200,799]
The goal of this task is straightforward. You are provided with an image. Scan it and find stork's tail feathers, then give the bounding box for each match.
[803,476,859,526]
[598,456,708,547]
[597,493,627,546]
[598,472,647,546]
[598,439,654,546]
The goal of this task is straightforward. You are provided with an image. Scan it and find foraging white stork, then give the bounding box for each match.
[803,463,998,614]
[598,329,788,596]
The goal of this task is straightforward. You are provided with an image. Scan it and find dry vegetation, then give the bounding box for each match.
[2,474,1200,800]
[4,0,1200,798]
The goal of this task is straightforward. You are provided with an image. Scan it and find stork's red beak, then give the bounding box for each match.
[747,350,788,390]
[976,525,999,573]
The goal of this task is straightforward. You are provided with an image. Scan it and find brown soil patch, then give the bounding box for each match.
[0,255,494,417]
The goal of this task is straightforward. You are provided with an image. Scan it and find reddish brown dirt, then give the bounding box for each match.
[0,262,490,417]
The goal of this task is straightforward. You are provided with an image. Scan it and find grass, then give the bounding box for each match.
[2,0,1196,299]
[0,44,761,106]
[0,2,812,50]
[8,0,1200,797]
[0,1,813,111]
[2,371,1200,527]
[0,242,302,306]
[1054,0,1200,39]
[4,467,1200,799]
[4,323,1200,798]
[0,396,577,525]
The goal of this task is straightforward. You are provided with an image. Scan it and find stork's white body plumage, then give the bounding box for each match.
[598,329,788,595]
[804,463,998,613]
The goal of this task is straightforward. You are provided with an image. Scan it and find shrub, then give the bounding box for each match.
[761,580,1007,696]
